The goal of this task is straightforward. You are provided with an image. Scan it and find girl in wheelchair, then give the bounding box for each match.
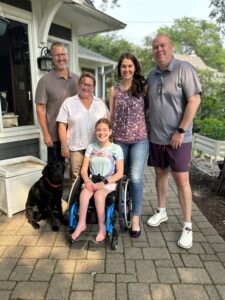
[70,118,124,243]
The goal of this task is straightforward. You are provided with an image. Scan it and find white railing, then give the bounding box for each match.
[192,133,225,173]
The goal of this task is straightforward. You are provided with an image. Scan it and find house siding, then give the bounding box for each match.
[0,0,31,11]
[0,139,39,160]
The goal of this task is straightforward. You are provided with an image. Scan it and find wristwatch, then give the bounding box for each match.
[178,128,186,134]
[103,178,109,185]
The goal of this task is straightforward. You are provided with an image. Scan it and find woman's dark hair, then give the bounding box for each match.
[117,52,146,98]
[95,118,112,129]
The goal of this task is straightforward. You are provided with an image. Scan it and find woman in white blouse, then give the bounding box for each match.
[57,72,109,182]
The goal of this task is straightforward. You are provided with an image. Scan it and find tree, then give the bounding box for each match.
[91,0,119,9]
[190,69,225,140]
[79,33,134,62]
[197,70,225,119]
[210,0,225,33]
[156,17,225,72]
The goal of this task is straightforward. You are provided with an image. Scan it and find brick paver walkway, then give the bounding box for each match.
[0,167,225,299]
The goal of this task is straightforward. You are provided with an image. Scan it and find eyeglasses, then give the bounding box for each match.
[79,82,94,89]
[53,53,67,58]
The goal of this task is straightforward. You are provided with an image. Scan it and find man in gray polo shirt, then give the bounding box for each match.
[146,34,201,249]
[35,42,79,162]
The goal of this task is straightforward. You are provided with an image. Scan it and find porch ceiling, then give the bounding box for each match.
[56,2,126,36]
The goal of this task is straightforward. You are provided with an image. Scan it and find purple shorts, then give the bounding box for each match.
[148,142,192,172]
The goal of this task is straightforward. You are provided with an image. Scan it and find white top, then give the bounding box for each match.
[56,94,109,151]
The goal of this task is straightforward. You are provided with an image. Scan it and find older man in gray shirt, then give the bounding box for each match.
[146,34,201,249]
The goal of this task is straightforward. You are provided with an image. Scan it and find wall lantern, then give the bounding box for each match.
[0,6,10,37]
[37,47,52,72]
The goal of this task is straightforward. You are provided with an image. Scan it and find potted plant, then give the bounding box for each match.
[0,6,9,37]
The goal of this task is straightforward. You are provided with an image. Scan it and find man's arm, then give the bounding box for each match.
[179,94,201,130]
[58,122,69,158]
[171,94,201,149]
[36,103,53,147]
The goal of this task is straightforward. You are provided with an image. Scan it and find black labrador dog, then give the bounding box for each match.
[25,160,68,231]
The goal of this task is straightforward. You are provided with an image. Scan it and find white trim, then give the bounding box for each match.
[0,128,40,144]
[37,0,62,45]
[0,3,32,21]
[28,19,39,128]
[0,7,39,135]
[71,24,79,73]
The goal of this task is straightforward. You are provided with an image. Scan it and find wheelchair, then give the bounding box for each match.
[68,175,132,250]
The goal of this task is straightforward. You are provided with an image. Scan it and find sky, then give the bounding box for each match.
[93,0,216,47]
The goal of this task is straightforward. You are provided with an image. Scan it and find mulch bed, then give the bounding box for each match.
[190,164,225,241]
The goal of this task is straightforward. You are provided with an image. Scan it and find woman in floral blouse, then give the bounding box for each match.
[109,52,149,238]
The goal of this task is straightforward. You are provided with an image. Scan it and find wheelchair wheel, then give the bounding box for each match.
[68,176,82,211]
[118,177,132,231]
[111,236,118,250]
[110,229,118,250]
[68,176,82,232]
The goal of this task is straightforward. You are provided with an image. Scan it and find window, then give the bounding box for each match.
[0,18,34,128]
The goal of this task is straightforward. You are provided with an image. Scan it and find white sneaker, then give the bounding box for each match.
[147,210,168,227]
[178,227,193,249]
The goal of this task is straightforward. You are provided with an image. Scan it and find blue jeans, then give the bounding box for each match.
[115,139,149,216]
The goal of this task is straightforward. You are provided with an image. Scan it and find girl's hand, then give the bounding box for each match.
[92,182,105,191]
[85,181,94,192]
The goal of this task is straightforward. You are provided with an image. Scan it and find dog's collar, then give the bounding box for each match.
[45,177,62,188]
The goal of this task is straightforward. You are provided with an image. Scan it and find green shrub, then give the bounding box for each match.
[194,117,225,140]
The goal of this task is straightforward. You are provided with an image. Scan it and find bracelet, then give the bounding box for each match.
[61,145,67,149]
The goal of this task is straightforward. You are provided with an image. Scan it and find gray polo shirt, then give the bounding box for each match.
[35,69,79,141]
[147,57,202,144]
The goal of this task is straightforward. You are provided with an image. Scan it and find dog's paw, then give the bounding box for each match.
[28,221,40,229]
[51,225,59,232]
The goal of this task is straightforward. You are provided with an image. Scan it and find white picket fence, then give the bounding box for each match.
[192,133,225,174]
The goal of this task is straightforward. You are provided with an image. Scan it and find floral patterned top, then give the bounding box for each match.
[112,86,148,143]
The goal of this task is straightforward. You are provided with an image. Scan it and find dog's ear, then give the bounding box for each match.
[42,164,48,176]
[60,161,65,173]
[49,146,58,162]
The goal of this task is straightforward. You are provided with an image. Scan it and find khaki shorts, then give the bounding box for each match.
[70,150,85,182]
